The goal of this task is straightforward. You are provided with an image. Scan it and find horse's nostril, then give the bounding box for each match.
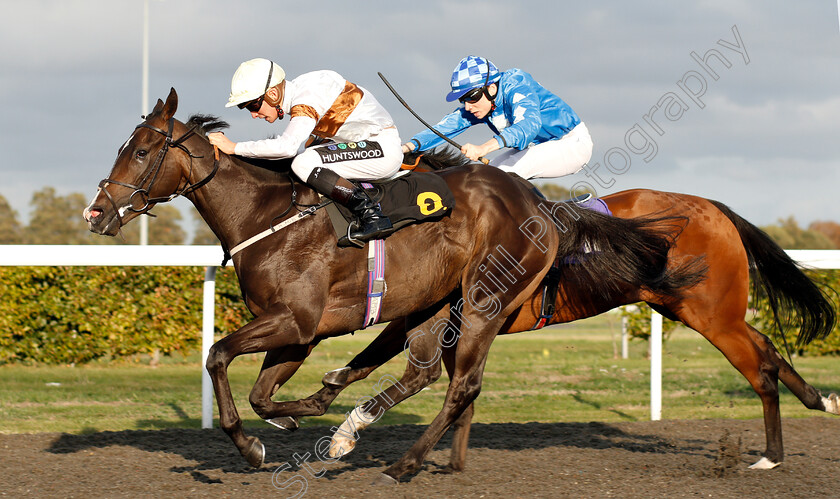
[90,208,103,219]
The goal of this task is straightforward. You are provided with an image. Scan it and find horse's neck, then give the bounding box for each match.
[185,150,315,251]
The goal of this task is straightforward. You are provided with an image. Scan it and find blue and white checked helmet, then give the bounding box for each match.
[445,55,501,102]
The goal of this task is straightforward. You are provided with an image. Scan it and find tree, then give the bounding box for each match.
[808,221,840,249]
[533,183,571,201]
[620,303,679,353]
[0,194,23,244]
[189,205,219,245]
[760,217,834,249]
[24,187,94,244]
[119,205,187,245]
[22,187,187,245]
[533,182,597,202]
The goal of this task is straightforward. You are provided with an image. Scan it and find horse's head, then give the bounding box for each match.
[84,87,209,236]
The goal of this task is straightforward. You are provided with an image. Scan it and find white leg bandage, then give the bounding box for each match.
[822,393,840,415]
[328,406,378,458]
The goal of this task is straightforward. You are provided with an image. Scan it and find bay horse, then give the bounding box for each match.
[284,155,839,481]
[82,88,702,471]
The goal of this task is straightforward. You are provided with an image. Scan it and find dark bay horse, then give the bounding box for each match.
[289,161,838,481]
[82,88,701,470]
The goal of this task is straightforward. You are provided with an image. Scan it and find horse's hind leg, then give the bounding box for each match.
[746,324,840,414]
[250,302,452,432]
[442,342,474,473]
[323,317,413,388]
[380,311,502,482]
[329,361,442,458]
[247,344,319,429]
[248,318,412,432]
[685,316,784,468]
[448,402,474,472]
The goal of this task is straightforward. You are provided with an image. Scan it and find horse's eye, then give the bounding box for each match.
[135,149,148,160]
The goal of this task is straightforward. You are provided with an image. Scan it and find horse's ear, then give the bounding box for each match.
[161,87,178,120]
[150,98,164,116]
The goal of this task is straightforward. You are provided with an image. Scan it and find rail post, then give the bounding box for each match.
[201,266,217,429]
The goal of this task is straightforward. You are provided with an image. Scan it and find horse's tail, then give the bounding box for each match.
[553,203,707,306]
[710,200,836,345]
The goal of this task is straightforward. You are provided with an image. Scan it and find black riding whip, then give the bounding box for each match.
[377,72,490,165]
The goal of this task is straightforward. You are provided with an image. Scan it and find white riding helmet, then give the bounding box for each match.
[225,58,286,108]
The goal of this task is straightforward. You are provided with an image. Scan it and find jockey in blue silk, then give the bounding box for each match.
[402,55,593,181]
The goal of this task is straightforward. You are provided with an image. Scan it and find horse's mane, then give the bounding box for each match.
[405,147,472,171]
[186,114,293,172]
[188,114,229,134]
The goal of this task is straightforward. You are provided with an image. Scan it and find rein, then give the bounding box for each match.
[221,175,332,266]
[223,197,332,266]
[97,117,220,228]
[102,115,331,267]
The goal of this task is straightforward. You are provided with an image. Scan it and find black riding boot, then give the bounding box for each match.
[306,167,392,242]
[344,188,393,241]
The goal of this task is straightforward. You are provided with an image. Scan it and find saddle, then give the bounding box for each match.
[326,171,456,247]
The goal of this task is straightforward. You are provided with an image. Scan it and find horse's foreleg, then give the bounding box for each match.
[746,324,840,415]
[206,307,316,468]
[206,333,267,467]
[330,311,448,457]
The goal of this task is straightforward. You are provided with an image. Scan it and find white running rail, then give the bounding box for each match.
[2,247,839,425]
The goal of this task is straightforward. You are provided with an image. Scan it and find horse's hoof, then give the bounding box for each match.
[243,437,265,468]
[328,436,356,458]
[748,457,780,470]
[322,366,351,388]
[265,416,299,432]
[822,393,840,415]
[372,472,398,486]
[443,464,464,474]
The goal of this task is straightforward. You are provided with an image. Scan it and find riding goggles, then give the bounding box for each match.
[459,86,486,104]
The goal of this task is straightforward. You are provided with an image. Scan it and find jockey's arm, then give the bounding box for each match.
[233,116,317,159]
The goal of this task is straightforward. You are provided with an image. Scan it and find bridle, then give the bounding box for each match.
[97,117,219,228]
[98,114,330,266]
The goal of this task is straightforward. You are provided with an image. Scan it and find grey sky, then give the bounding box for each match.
[1,1,838,231]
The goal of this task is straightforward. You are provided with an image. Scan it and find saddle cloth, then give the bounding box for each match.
[527,179,614,329]
[326,171,456,247]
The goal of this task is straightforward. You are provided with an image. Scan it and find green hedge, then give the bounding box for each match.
[3,265,839,365]
[622,270,840,356]
[0,266,251,365]
[750,269,840,356]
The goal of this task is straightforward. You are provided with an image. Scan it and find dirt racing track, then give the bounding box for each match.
[3,417,840,498]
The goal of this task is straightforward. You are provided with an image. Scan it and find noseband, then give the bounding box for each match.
[97,117,219,227]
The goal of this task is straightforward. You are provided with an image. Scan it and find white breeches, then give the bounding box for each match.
[492,122,593,180]
[291,127,403,181]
